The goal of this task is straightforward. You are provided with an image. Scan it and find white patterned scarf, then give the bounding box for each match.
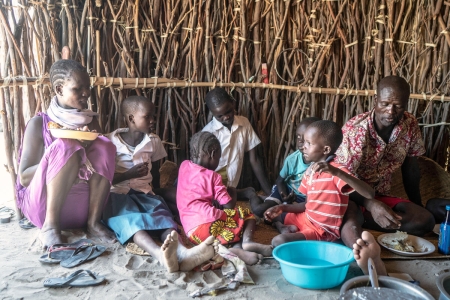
[47,96,98,129]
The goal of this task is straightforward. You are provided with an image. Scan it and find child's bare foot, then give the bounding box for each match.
[87,222,117,243]
[228,248,264,265]
[242,242,273,257]
[39,228,65,249]
[161,231,179,273]
[274,221,299,234]
[237,187,257,200]
[178,235,216,271]
[353,231,387,276]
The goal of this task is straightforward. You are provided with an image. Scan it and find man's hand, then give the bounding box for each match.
[264,205,283,222]
[281,191,295,204]
[126,162,149,179]
[367,200,402,229]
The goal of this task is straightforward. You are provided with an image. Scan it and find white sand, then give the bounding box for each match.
[0,136,448,299]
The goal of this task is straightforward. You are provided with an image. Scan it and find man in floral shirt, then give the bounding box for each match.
[335,76,435,251]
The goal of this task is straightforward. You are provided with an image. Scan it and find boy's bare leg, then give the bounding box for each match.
[42,153,80,248]
[174,232,218,271]
[353,231,387,276]
[271,232,306,248]
[274,221,299,234]
[134,229,179,273]
[241,219,273,256]
[87,173,116,243]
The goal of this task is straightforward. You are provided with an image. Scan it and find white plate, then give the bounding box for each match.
[434,224,441,235]
[377,233,436,257]
[50,129,99,141]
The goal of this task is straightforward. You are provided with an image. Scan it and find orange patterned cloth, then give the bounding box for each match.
[188,206,255,245]
[335,110,425,195]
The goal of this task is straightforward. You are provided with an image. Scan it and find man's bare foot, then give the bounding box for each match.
[39,228,65,249]
[242,242,273,257]
[160,231,179,273]
[353,231,387,276]
[178,235,217,271]
[274,221,298,234]
[228,248,264,265]
[237,187,257,200]
[87,222,117,243]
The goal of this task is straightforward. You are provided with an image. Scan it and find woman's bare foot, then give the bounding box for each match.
[39,228,65,249]
[242,241,273,257]
[87,222,117,243]
[353,231,387,276]
[160,231,179,273]
[178,235,217,271]
[228,248,264,265]
[274,221,298,234]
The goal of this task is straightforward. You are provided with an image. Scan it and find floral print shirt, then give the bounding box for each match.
[335,109,425,195]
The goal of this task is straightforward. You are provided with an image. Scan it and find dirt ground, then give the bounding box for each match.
[0,134,448,299]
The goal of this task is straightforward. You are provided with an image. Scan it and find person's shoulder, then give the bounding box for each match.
[342,111,371,132]
[402,111,419,126]
[235,115,251,127]
[148,132,163,142]
[105,128,126,141]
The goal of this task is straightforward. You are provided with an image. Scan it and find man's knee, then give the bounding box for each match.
[343,201,364,225]
[426,198,450,223]
[251,200,277,218]
[399,204,435,235]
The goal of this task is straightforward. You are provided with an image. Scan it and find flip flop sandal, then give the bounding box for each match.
[39,239,95,264]
[60,245,107,268]
[18,217,35,229]
[43,269,105,288]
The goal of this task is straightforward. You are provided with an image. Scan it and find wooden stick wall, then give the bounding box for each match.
[1,0,450,195]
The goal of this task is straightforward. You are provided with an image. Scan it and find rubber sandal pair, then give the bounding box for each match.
[18,217,35,229]
[43,269,105,288]
[39,239,106,268]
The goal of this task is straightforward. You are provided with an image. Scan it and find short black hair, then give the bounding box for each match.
[49,59,86,90]
[377,76,410,101]
[298,117,321,129]
[121,95,152,116]
[308,120,343,153]
[190,131,220,160]
[205,87,234,109]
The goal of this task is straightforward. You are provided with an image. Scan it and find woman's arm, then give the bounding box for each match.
[18,117,45,187]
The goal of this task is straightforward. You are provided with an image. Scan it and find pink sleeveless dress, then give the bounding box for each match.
[16,113,116,229]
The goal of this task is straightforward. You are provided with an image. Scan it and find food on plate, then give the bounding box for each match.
[380,231,419,253]
[47,122,92,132]
[47,121,64,129]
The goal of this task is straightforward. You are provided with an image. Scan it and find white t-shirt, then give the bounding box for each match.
[202,115,261,188]
[106,128,167,194]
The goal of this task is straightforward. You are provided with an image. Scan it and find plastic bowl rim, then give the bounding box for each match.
[273,240,355,269]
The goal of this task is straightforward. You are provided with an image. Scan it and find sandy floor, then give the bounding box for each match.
[0,136,449,299]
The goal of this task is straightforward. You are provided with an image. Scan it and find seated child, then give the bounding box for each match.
[202,87,272,198]
[103,96,216,273]
[250,117,320,218]
[177,131,273,265]
[264,120,375,247]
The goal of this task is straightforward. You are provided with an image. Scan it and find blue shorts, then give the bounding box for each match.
[264,185,306,205]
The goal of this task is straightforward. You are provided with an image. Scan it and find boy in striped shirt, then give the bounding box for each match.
[265,120,375,247]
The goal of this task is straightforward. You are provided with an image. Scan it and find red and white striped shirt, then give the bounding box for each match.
[299,162,354,239]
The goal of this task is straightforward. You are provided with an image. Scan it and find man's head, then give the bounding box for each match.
[301,120,343,163]
[205,88,235,128]
[190,131,222,170]
[374,76,410,129]
[296,117,321,152]
[121,96,156,133]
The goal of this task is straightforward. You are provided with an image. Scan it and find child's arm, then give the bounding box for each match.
[222,187,237,209]
[112,162,149,185]
[151,160,161,189]
[312,162,375,199]
[264,203,306,222]
[248,147,272,195]
[275,176,296,203]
